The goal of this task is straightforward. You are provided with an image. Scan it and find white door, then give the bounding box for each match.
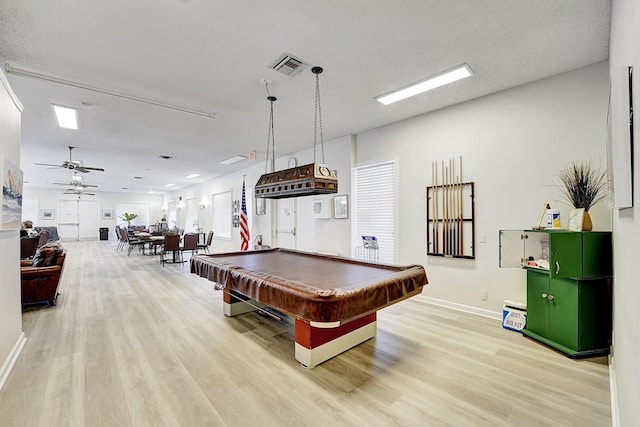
[276,198,297,249]
[58,199,101,241]
[58,199,79,241]
[79,200,100,240]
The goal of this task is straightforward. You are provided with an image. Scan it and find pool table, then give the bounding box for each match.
[191,248,428,367]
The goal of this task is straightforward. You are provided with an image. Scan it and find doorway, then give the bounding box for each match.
[58,199,100,241]
[276,198,297,249]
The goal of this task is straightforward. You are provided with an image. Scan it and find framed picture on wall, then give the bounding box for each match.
[41,209,55,220]
[102,210,114,220]
[256,197,266,215]
[333,195,348,219]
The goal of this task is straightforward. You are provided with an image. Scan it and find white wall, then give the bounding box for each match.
[168,135,353,256]
[0,66,25,390]
[22,188,164,240]
[609,0,639,424]
[356,62,611,313]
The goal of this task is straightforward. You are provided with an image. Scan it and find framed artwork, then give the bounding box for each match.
[333,195,348,219]
[102,210,114,220]
[1,155,23,229]
[568,208,585,232]
[233,200,240,213]
[256,197,266,215]
[311,198,329,218]
[41,209,55,220]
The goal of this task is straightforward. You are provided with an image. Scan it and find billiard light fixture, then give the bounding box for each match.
[375,64,473,105]
[52,104,78,129]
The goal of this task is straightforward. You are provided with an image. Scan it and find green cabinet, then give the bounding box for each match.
[499,230,612,357]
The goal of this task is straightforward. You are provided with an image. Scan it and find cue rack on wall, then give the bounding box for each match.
[426,156,475,259]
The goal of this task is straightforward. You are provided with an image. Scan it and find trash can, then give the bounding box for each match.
[99,227,109,241]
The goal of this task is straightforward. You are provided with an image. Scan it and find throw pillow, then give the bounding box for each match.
[32,243,63,267]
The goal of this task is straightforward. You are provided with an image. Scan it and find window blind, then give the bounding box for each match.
[353,160,395,263]
[212,190,232,239]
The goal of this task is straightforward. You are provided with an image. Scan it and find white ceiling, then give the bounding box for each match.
[0,0,611,194]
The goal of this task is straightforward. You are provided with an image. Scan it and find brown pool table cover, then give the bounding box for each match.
[190,248,428,323]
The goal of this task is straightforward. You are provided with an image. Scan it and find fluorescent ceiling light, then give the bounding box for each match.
[185,173,200,179]
[52,104,79,129]
[375,64,473,105]
[165,183,176,187]
[220,155,247,165]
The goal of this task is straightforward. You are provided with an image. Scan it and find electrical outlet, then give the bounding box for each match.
[479,233,486,243]
[481,290,488,301]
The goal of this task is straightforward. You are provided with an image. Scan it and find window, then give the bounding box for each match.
[115,202,150,226]
[352,160,396,263]
[212,190,232,239]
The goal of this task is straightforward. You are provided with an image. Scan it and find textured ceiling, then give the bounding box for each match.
[0,0,611,193]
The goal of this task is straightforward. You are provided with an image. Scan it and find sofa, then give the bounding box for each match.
[34,226,59,242]
[20,246,66,306]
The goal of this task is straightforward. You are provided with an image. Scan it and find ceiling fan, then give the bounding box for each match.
[64,187,95,196]
[53,172,98,188]
[35,146,105,173]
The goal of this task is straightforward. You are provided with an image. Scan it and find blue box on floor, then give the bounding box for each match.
[502,300,526,331]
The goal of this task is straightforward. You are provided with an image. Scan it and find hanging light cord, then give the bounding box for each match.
[264,81,277,173]
[312,67,325,164]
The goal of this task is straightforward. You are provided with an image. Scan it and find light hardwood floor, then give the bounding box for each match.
[1,241,611,426]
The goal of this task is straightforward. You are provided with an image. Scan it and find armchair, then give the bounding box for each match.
[20,249,66,306]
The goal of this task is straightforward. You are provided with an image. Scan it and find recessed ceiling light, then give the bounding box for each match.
[165,183,176,187]
[51,104,78,129]
[220,155,248,165]
[148,191,156,194]
[375,64,473,105]
[185,173,200,179]
[159,155,173,160]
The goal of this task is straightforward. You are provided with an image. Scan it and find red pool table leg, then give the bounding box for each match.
[294,312,377,368]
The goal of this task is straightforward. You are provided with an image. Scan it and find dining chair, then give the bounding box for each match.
[196,230,213,253]
[161,234,183,266]
[181,233,198,259]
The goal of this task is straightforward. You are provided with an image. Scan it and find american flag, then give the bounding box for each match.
[240,178,250,251]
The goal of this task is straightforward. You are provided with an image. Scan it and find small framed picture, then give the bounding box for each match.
[233,200,240,213]
[256,197,266,215]
[333,195,348,219]
[568,208,585,232]
[102,210,114,220]
[41,209,55,220]
[311,198,329,218]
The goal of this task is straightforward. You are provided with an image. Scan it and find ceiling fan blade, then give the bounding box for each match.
[73,167,90,173]
[35,162,62,167]
[81,184,98,188]
[81,166,105,172]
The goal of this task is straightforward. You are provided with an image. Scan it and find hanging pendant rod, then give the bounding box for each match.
[4,63,216,119]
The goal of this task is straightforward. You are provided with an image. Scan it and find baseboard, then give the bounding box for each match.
[0,332,27,391]
[609,354,620,427]
[416,295,502,321]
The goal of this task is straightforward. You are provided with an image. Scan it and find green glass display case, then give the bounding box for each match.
[499,230,612,357]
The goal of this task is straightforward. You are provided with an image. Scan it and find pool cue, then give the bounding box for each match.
[458,156,463,256]
[433,161,439,254]
[450,157,456,256]
[442,160,447,255]
[431,161,435,252]
[453,158,458,256]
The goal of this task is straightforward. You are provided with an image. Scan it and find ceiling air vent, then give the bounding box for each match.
[269,53,308,76]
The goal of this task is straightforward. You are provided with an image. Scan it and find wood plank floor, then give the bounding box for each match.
[1,241,611,426]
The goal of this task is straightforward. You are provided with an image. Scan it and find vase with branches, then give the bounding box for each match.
[557,161,606,231]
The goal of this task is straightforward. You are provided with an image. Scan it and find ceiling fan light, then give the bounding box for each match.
[52,104,78,129]
[376,64,473,105]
